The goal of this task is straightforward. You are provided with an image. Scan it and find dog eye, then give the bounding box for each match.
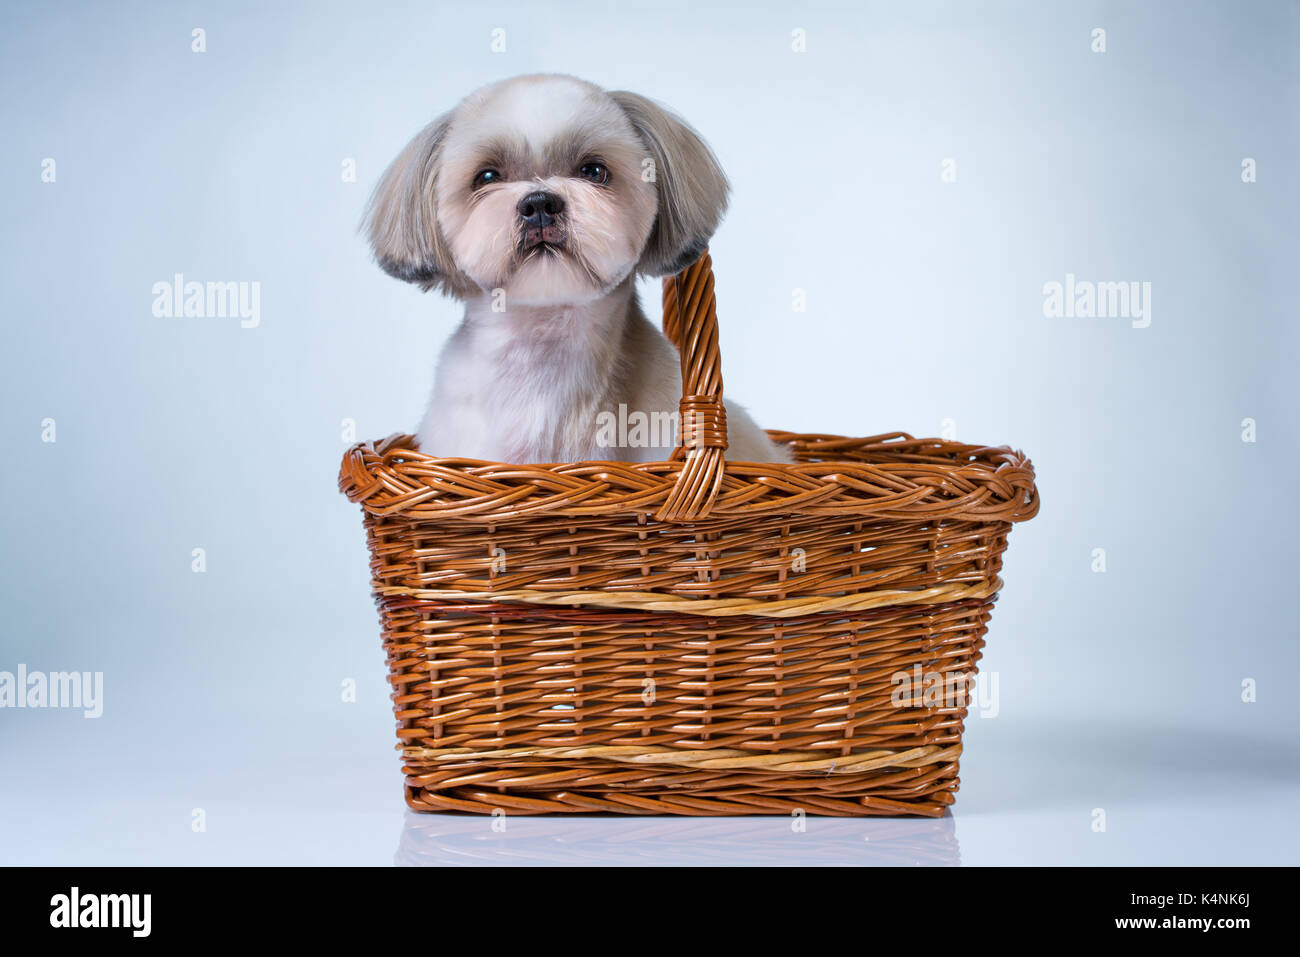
[578,162,609,185]
[472,168,503,189]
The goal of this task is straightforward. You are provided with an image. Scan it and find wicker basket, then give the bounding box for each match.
[339,250,1039,817]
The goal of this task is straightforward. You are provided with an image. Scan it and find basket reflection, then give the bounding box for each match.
[395,810,960,866]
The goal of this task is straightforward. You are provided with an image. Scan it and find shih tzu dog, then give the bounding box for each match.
[364,73,789,464]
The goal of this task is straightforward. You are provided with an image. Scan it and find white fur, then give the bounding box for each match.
[420,277,779,462]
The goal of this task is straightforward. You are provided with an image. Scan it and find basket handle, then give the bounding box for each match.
[655,248,727,522]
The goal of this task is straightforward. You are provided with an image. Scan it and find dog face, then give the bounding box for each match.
[365,74,729,304]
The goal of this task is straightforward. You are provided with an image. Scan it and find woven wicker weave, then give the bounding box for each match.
[340,250,1038,816]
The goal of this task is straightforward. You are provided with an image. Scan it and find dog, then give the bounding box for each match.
[364,74,790,464]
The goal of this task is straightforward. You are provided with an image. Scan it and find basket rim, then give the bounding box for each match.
[337,429,1039,524]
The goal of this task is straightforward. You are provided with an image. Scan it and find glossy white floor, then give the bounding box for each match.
[4,713,1294,866]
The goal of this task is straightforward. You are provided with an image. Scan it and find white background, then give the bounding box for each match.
[1,0,1296,864]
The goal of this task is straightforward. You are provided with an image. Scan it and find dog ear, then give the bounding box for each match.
[609,91,730,277]
[363,113,465,293]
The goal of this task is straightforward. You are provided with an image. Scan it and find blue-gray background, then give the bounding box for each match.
[1,0,1296,865]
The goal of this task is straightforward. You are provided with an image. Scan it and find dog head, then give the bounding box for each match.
[364,74,729,305]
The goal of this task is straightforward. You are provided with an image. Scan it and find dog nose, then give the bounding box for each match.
[517,190,565,227]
